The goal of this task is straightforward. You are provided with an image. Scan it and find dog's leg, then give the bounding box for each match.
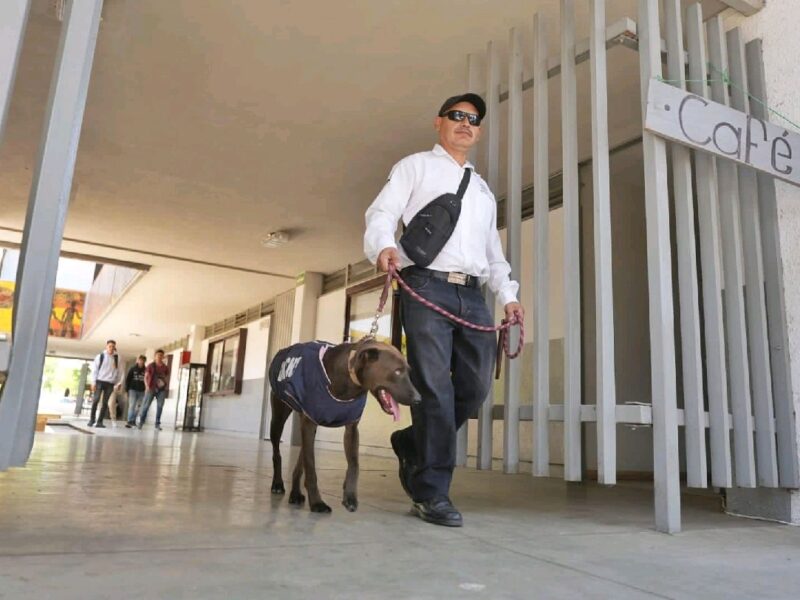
[298,415,330,513]
[288,442,305,506]
[270,393,292,495]
[288,448,305,505]
[342,421,360,512]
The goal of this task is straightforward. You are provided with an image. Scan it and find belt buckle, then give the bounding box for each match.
[447,272,468,286]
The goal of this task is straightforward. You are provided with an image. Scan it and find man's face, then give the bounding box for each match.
[136,358,145,367]
[155,352,164,364]
[435,101,482,153]
[106,342,116,354]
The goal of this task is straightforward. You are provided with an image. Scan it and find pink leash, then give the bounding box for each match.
[371,264,524,379]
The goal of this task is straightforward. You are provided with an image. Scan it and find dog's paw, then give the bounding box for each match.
[310,501,332,513]
[342,495,358,512]
[288,490,305,505]
[271,482,286,495]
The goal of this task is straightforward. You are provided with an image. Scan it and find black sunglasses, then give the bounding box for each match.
[442,110,482,126]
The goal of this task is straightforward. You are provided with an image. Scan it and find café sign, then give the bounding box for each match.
[644,78,800,187]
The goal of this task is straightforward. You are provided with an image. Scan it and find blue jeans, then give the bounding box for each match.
[127,389,145,424]
[138,389,167,426]
[396,269,496,502]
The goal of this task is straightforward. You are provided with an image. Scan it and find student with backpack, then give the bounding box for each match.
[89,339,123,428]
[137,349,170,430]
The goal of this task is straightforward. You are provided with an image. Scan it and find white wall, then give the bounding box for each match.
[200,317,271,435]
[727,3,800,514]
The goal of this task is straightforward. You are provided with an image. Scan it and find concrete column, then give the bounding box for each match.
[0,0,104,470]
[0,0,30,143]
[288,272,323,445]
[73,361,89,416]
[726,2,800,522]
[187,324,206,363]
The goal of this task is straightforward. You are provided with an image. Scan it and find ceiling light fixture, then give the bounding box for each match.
[261,231,290,249]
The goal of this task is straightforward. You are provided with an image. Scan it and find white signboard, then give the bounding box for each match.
[644,78,800,187]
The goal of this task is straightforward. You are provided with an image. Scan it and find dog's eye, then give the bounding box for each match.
[394,369,403,377]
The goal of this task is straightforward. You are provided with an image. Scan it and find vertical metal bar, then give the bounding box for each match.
[503,26,523,474]
[663,0,707,488]
[456,52,483,468]
[639,0,681,533]
[532,12,550,478]
[746,38,800,488]
[727,28,778,487]
[0,0,30,144]
[685,3,732,488]
[0,0,105,470]
[478,40,501,471]
[589,0,616,485]
[706,16,756,488]
[561,0,582,482]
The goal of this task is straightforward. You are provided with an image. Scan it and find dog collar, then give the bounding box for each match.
[347,350,361,387]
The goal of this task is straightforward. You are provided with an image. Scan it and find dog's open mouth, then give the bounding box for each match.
[376,387,400,422]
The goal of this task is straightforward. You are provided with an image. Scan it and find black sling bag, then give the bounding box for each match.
[399,168,471,268]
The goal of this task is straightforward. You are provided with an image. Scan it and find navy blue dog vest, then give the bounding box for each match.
[269,341,367,427]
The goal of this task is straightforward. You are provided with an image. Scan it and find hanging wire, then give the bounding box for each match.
[655,62,800,132]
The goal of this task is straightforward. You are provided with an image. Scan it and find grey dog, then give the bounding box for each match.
[269,338,421,513]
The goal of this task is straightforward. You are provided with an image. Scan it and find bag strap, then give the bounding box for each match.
[455,168,471,199]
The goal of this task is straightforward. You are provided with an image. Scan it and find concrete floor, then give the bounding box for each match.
[0,427,799,599]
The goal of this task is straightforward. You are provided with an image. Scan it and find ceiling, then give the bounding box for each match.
[0,0,732,357]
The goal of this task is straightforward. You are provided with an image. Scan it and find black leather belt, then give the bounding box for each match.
[402,266,480,288]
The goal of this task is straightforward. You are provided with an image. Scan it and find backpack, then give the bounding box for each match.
[98,352,119,370]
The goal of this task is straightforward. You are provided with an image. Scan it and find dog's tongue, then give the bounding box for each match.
[388,394,400,422]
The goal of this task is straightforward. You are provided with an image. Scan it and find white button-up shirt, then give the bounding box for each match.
[364,144,519,307]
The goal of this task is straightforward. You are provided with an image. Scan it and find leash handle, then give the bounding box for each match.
[371,264,523,377]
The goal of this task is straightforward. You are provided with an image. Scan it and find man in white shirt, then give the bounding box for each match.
[89,339,123,428]
[364,93,523,527]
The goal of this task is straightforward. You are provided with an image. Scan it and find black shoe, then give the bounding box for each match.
[155,424,162,431]
[87,421,94,428]
[391,431,415,500]
[125,423,133,429]
[412,496,463,527]
[95,423,106,429]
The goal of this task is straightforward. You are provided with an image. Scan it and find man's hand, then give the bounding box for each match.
[377,247,401,273]
[504,302,524,323]
[115,384,122,392]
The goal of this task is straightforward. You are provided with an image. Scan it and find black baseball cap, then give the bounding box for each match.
[438,93,486,120]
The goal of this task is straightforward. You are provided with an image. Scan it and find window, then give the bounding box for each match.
[206,328,247,394]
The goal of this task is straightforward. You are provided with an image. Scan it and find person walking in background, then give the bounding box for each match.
[137,350,170,430]
[125,355,147,428]
[89,340,123,428]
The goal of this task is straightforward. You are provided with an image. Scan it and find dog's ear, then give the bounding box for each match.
[358,347,380,365]
[354,346,380,384]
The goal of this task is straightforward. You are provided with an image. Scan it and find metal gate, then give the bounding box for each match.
[456,0,799,533]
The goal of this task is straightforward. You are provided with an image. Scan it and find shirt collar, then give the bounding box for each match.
[432,144,474,170]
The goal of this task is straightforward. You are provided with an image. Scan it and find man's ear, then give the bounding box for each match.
[434,116,442,132]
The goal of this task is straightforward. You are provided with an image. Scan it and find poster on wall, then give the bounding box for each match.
[0,281,13,334]
[0,281,86,339]
[49,289,86,339]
